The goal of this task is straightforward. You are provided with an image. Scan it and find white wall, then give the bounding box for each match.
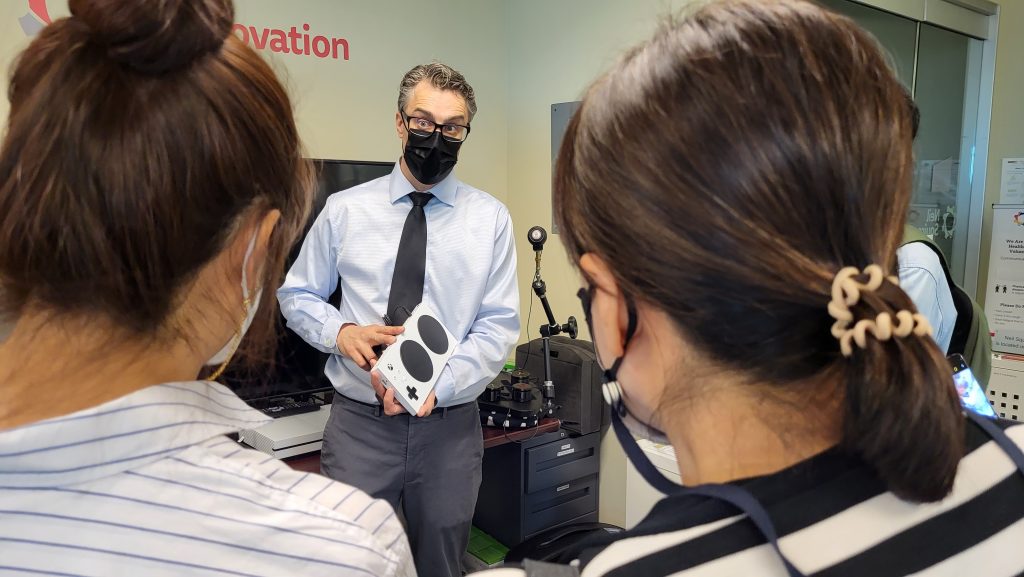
[233,0,509,205]
[978,0,1024,296]
[0,0,509,204]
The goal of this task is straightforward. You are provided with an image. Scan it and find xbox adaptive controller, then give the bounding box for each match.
[375,304,457,415]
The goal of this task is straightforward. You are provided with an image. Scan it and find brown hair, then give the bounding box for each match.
[0,0,313,362]
[554,0,963,502]
[398,62,478,120]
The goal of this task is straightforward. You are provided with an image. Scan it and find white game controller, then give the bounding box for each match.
[375,304,457,415]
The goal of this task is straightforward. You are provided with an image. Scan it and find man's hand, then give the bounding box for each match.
[370,365,408,416]
[337,323,404,370]
[416,391,437,417]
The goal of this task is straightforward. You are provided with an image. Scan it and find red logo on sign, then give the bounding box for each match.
[232,23,350,61]
[19,0,51,36]
[18,3,350,62]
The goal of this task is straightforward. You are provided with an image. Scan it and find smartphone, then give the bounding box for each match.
[948,353,997,419]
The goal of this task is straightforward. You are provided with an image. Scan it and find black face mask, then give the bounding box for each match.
[576,286,669,443]
[403,129,462,186]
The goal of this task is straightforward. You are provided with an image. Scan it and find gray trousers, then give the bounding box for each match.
[322,394,484,577]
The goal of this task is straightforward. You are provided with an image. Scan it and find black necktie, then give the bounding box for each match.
[386,192,434,326]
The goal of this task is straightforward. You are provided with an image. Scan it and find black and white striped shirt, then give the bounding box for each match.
[479,419,1024,577]
[0,381,416,576]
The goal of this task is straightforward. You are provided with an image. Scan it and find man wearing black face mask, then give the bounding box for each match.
[278,62,520,577]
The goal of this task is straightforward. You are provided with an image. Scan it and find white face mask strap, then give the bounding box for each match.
[204,229,263,379]
[240,230,259,305]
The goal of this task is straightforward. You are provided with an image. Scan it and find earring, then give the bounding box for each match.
[206,295,252,382]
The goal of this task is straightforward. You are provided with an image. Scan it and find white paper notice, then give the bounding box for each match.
[931,158,954,195]
[984,206,1024,354]
[1000,158,1024,204]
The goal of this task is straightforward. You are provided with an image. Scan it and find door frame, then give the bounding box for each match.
[847,0,999,298]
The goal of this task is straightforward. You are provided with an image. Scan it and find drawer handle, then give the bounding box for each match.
[538,448,595,471]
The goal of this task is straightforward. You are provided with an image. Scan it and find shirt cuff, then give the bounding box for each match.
[434,365,456,406]
[320,316,345,352]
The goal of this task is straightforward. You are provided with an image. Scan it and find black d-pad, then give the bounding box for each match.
[406,386,419,401]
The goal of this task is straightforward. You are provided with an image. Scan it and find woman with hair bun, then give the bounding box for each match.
[0,0,413,575]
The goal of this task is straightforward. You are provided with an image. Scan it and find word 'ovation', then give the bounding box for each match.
[232,23,350,60]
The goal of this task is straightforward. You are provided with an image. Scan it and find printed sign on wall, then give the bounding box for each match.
[231,23,349,60]
[984,205,1024,354]
[17,0,51,36]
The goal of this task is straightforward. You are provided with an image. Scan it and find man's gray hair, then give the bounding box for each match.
[397,62,478,121]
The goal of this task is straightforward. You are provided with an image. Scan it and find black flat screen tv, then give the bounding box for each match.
[223,159,394,405]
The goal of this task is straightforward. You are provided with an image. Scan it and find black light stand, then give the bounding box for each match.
[527,226,578,416]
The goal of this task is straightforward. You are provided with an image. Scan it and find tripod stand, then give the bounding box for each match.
[528,226,578,416]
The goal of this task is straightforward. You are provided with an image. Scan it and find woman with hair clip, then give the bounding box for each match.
[478,1,1024,576]
[0,0,413,575]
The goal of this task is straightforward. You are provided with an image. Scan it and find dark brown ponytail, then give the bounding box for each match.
[554,0,964,501]
[840,282,964,501]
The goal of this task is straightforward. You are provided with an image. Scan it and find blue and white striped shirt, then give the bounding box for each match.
[0,381,416,576]
[278,163,520,407]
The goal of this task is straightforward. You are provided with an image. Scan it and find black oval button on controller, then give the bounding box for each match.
[401,340,434,383]
[418,315,449,355]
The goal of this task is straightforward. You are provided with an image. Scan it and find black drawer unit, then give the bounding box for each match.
[474,429,602,548]
[525,436,600,493]
[523,474,599,536]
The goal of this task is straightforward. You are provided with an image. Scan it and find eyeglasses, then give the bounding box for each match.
[401,111,471,142]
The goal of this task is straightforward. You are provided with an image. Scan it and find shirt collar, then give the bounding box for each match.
[388,159,458,207]
[0,381,270,488]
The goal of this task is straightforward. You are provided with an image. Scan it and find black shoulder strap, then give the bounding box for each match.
[967,413,1024,478]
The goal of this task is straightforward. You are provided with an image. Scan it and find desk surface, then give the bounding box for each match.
[283,418,562,473]
[482,418,561,449]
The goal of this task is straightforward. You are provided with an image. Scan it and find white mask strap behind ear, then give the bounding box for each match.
[205,231,262,377]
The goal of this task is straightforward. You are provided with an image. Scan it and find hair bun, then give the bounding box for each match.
[69,0,234,75]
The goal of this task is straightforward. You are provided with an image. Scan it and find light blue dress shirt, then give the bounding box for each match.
[278,162,520,407]
[897,242,958,353]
